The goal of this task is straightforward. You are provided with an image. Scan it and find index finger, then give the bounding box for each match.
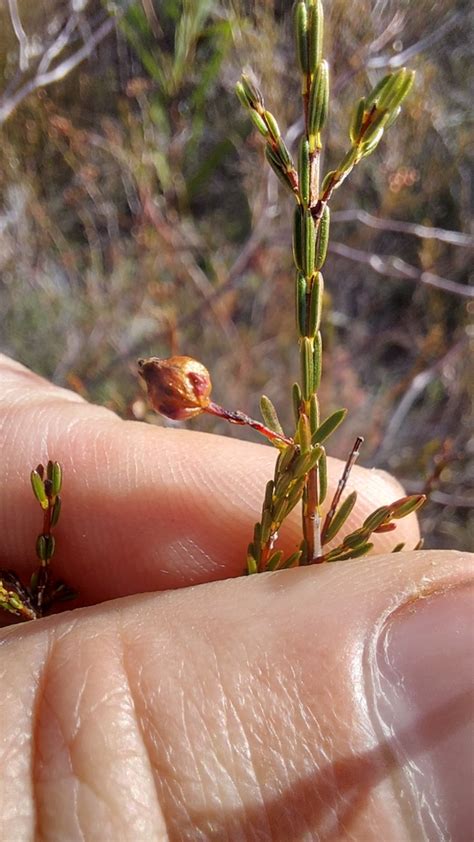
[0,354,420,607]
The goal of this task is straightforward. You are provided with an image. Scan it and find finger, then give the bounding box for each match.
[1,354,419,605]
[1,550,472,840]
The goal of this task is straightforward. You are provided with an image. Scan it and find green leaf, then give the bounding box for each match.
[260,396,285,438]
[36,535,47,561]
[293,206,304,272]
[318,448,328,503]
[266,550,284,571]
[308,272,323,337]
[279,551,302,569]
[265,146,294,193]
[298,137,311,208]
[324,490,357,542]
[240,74,264,110]
[296,272,307,337]
[50,496,62,528]
[236,81,251,109]
[314,204,330,270]
[292,382,303,423]
[308,0,324,73]
[312,331,322,391]
[264,111,281,141]
[51,462,62,496]
[31,470,48,510]
[312,408,347,445]
[294,1,309,74]
[362,505,391,531]
[247,555,258,574]
[390,494,426,519]
[365,72,393,109]
[302,208,316,276]
[350,97,366,144]
[308,60,329,143]
[250,110,269,137]
[300,337,314,401]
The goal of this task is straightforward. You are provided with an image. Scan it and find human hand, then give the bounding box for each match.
[1,354,472,840]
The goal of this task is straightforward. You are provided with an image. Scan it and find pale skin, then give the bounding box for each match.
[0,353,472,841]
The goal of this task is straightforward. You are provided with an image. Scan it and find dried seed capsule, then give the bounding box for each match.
[314,204,330,269]
[308,60,329,144]
[308,0,324,73]
[138,356,212,420]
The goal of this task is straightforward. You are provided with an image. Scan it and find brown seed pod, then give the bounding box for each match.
[138,356,212,420]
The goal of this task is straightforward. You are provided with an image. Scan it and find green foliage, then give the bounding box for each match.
[0,0,471,551]
[0,461,75,621]
[238,0,426,572]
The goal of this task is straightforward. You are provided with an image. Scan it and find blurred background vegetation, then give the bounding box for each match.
[0,0,472,549]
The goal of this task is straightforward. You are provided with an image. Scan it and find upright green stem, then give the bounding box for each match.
[293,0,328,563]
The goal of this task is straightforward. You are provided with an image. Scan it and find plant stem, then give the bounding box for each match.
[321,436,363,545]
[205,402,293,446]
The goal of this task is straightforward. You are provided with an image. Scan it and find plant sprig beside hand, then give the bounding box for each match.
[138,0,422,575]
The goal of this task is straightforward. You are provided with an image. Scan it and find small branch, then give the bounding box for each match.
[329,241,473,298]
[37,14,80,77]
[331,209,474,248]
[321,437,363,544]
[205,402,293,446]
[367,12,462,69]
[8,0,30,71]
[0,15,116,126]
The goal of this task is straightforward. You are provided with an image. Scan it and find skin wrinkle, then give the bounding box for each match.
[0,552,471,840]
[117,621,169,841]
[29,614,158,840]
[209,655,269,837]
[119,636,194,837]
[0,643,45,840]
[363,581,473,842]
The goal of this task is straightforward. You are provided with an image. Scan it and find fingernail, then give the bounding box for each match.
[373,585,474,841]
